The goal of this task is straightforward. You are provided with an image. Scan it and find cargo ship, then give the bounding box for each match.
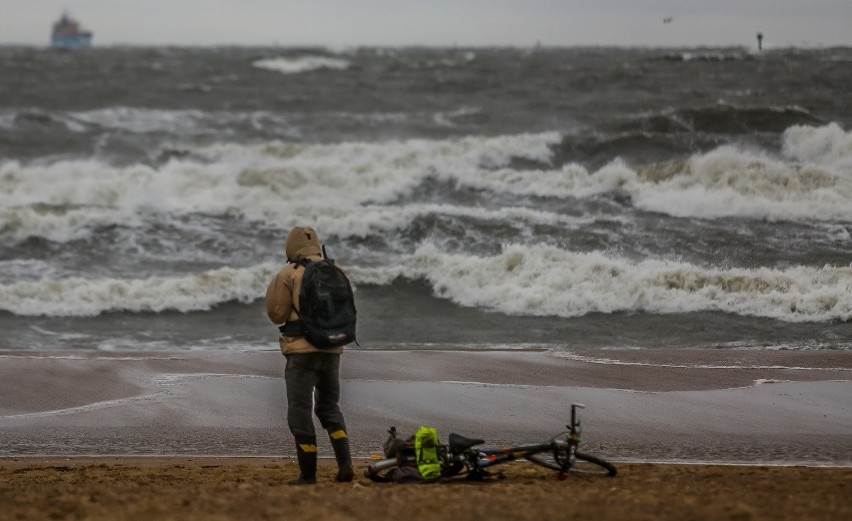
[51,12,93,48]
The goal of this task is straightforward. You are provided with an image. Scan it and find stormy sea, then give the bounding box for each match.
[1,45,850,354]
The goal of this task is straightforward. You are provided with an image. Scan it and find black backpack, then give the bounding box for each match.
[291,248,357,348]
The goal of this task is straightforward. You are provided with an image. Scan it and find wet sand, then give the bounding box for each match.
[1,348,850,463]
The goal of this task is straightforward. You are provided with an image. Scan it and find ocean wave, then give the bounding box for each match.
[2,125,851,245]
[352,244,852,323]
[782,122,852,166]
[311,202,622,240]
[71,107,212,134]
[616,103,821,135]
[1,105,492,143]
[489,124,852,222]
[630,123,852,221]
[69,106,302,138]
[252,55,350,74]
[0,109,92,133]
[0,259,60,284]
[0,132,560,241]
[4,245,847,322]
[656,51,755,62]
[420,51,477,69]
[0,203,140,243]
[0,263,278,316]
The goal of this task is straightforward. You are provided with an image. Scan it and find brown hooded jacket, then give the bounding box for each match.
[265,226,344,355]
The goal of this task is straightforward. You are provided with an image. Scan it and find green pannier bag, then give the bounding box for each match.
[414,426,441,481]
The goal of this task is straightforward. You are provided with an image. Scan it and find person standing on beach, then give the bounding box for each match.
[265,226,355,485]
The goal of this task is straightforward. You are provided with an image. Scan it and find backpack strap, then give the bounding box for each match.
[279,258,313,337]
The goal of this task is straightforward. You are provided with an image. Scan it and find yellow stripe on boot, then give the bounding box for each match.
[329,430,348,440]
[298,443,318,453]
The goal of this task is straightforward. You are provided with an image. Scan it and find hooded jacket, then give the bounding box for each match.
[265,226,344,355]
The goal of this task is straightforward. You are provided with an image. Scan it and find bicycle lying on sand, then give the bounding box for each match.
[364,403,617,481]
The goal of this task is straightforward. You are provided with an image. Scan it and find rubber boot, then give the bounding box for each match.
[329,430,354,482]
[289,437,317,485]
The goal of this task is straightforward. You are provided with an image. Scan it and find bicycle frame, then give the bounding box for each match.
[450,403,584,477]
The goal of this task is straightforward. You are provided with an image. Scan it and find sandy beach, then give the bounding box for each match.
[1,457,850,521]
[1,347,850,520]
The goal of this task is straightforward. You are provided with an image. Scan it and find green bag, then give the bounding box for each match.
[414,426,441,481]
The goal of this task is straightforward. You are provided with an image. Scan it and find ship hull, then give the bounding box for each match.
[51,35,92,48]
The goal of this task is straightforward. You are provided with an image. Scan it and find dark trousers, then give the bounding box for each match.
[284,352,347,439]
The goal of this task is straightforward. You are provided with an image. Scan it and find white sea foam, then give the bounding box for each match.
[2,244,849,321]
[0,132,560,241]
[0,202,139,243]
[352,243,852,323]
[483,122,852,222]
[0,263,279,316]
[549,352,849,371]
[782,122,852,168]
[632,148,852,221]
[0,392,168,420]
[62,107,303,139]
[433,106,481,127]
[630,122,852,221]
[71,107,209,134]
[2,125,851,244]
[252,55,350,74]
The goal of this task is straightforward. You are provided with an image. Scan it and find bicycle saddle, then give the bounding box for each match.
[448,433,484,451]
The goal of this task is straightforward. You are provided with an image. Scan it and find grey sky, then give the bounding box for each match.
[4,0,852,47]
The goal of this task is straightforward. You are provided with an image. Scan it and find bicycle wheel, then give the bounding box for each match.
[363,458,400,481]
[572,451,617,476]
[524,449,569,471]
[525,451,617,477]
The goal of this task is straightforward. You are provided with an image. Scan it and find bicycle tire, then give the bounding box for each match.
[572,451,617,477]
[525,451,617,477]
[524,450,569,472]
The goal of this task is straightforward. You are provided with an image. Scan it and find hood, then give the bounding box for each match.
[285,226,322,262]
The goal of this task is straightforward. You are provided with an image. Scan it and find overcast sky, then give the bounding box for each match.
[4,0,852,48]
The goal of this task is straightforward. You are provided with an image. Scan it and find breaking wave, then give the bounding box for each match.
[2,245,848,322]
[353,244,851,323]
[252,55,350,74]
[1,124,851,244]
[0,132,559,242]
[630,122,852,220]
[0,263,278,316]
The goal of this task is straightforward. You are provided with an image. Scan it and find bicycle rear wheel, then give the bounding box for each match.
[363,458,400,481]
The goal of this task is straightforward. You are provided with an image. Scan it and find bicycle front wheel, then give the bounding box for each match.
[572,451,617,476]
[525,451,617,477]
[524,449,569,472]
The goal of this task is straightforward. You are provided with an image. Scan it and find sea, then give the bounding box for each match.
[0,45,850,354]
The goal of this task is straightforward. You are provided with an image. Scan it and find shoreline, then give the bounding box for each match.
[3,455,851,469]
[1,348,850,465]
